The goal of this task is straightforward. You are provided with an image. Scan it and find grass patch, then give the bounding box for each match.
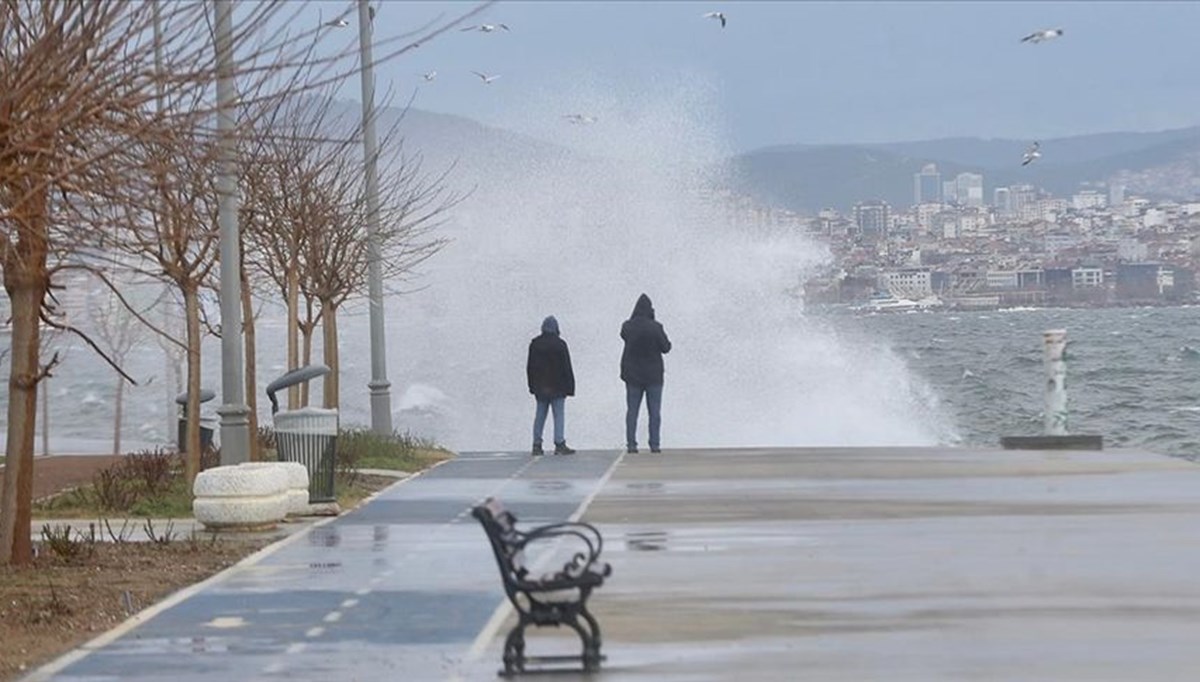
[337,428,453,472]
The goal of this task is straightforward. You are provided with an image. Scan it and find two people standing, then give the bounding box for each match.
[526,294,671,456]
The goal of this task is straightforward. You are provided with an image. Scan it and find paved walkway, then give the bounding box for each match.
[28,446,1200,681]
[29,450,619,682]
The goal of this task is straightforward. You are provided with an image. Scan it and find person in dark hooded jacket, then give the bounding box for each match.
[620,294,671,453]
[527,315,576,455]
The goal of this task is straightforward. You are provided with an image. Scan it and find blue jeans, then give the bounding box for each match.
[533,397,566,446]
[625,383,663,450]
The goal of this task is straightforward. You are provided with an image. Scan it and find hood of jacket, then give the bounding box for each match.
[541,315,560,335]
[630,294,654,320]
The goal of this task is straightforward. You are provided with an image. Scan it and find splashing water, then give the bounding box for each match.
[375,77,957,451]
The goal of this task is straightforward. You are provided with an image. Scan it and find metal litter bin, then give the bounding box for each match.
[175,388,216,453]
[266,365,337,504]
[274,406,338,503]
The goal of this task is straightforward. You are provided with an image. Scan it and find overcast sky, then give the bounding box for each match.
[301,1,1200,152]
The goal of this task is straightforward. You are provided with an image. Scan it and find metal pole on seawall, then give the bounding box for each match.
[358,0,393,435]
[1043,329,1068,436]
[214,0,250,465]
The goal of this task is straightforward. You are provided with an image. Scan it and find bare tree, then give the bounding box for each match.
[305,139,459,409]
[88,272,154,455]
[0,0,495,566]
[0,1,221,566]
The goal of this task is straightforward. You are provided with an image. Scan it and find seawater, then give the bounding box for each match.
[837,306,1200,460]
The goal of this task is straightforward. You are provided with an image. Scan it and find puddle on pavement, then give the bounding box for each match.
[530,480,572,494]
[308,561,342,571]
[625,530,669,551]
[372,525,389,551]
[309,526,340,547]
[625,481,665,494]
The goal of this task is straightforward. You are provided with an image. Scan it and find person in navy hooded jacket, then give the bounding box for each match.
[620,294,671,453]
[526,315,576,456]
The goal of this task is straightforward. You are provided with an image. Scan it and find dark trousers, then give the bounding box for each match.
[625,383,663,450]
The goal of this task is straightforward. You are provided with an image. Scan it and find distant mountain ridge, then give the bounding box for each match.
[325,102,1200,214]
[730,126,1200,213]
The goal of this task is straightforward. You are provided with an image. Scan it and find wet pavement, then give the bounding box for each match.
[29,450,619,682]
[28,446,1200,681]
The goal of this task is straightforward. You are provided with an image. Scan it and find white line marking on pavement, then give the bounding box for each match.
[323,611,342,623]
[355,587,372,596]
[305,626,325,638]
[340,598,359,608]
[262,662,286,674]
[285,642,307,655]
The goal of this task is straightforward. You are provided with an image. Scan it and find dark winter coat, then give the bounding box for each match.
[620,294,671,386]
[527,316,575,400]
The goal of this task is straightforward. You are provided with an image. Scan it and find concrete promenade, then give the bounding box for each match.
[27,446,1200,681]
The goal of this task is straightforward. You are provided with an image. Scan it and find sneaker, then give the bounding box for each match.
[554,442,577,455]
[532,444,544,457]
[626,446,638,454]
[650,447,662,454]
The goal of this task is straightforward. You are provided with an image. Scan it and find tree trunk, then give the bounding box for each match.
[321,301,339,409]
[40,377,49,456]
[183,284,203,484]
[299,297,316,407]
[0,180,49,566]
[286,265,299,410]
[241,269,260,461]
[0,282,44,566]
[113,374,125,455]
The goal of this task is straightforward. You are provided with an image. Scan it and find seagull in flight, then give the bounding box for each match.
[703,11,727,28]
[472,71,501,85]
[1021,28,1063,44]
[461,24,509,33]
[563,114,598,124]
[422,71,437,82]
[1021,141,1041,166]
[324,18,349,28]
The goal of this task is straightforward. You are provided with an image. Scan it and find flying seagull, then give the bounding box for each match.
[472,71,501,85]
[703,11,727,28]
[1021,28,1063,44]
[563,114,598,124]
[461,24,509,32]
[422,71,437,82]
[324,18,349,28]
[1021,141,1041,166]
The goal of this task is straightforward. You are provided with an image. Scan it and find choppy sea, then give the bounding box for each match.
[2,306,1199,459]
[835,306,1200,460]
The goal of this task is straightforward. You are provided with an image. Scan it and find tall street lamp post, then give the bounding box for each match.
[358,0,393,435]
[214,0,250,464]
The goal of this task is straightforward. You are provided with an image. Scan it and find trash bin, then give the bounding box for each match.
[274,406,339,504]
[265,365,337,504]
[176,389,216,453]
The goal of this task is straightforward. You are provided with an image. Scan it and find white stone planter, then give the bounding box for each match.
[238,462,310,516]
[193,465,289,530]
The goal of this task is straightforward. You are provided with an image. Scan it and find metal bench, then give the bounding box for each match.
[472,497,611,676]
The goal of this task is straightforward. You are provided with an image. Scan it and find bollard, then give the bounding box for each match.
[1043,329,1068,436]
[1000,329,1101,450]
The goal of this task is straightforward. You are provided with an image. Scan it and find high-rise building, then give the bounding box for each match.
[993,187,1012,214]
[943,180,958,204]
[1009,184,1040,221]
[1109,183,1125,206]
[913,163,941,205]
[955,172,984,207]
[852,200,891,235]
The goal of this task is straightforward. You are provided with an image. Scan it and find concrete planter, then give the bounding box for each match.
[193,465,289,530]
[238,462,310,516]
